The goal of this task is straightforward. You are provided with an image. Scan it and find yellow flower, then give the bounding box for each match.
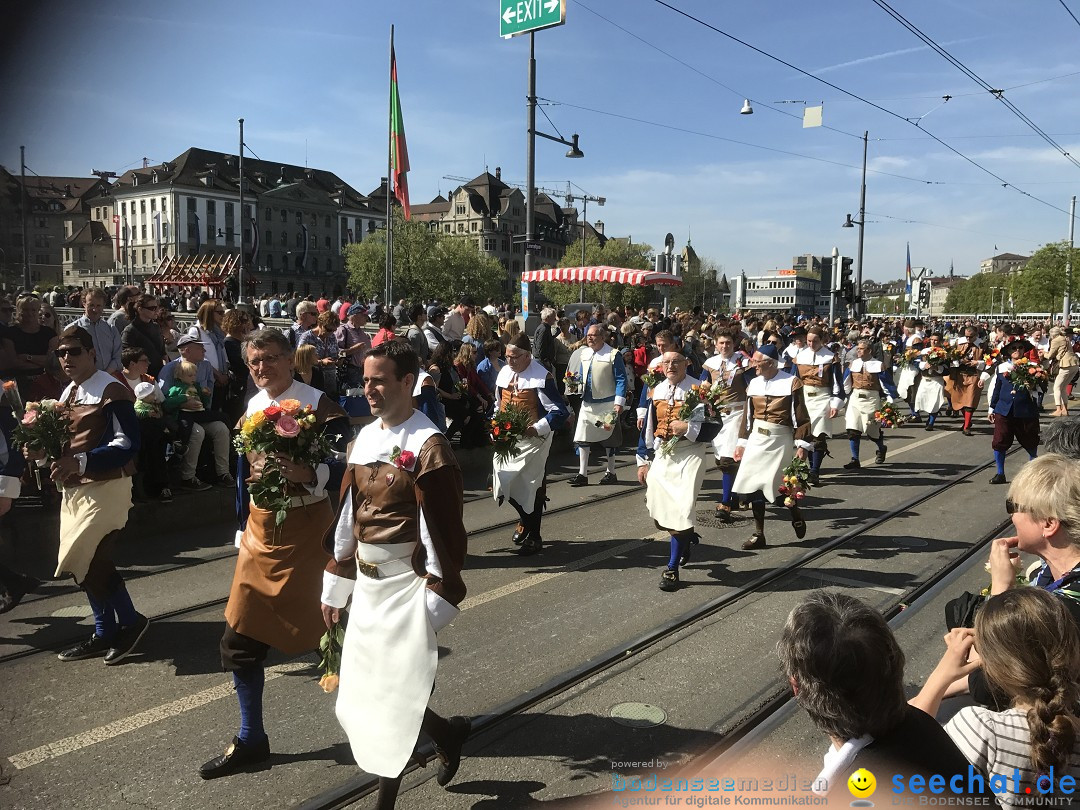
[319,673,339,693]
[249,410,267,428]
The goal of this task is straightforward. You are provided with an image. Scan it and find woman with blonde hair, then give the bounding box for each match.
[500,318,522,345]
[911,588,1080,803]
[187,299,230,408]
[293,344,325,392]
[463,312,491,348]
[1044,326,1077,417]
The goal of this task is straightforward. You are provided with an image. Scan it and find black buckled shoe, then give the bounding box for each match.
[511,523,527,546]
[989,473,1007,485]
[659,568,679,592]
[599,471,618,485]
[924,422,934,431]
[435,716,471,787]
[791,519,807,539]
[104,613,150,666]
[199,735,271,780]
[875,445,888,465]
[518,533,542,556]
[808,471,820,487]
[715,504,733,523]
[843,458,861,470]
[742,534,766,551]
[57,634,112,662]
[567,474,588,487]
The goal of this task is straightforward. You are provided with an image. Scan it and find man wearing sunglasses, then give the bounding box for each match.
[23,326,148,664]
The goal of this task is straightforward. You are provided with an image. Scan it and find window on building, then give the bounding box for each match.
[296,212,302,225]
[456,204,465,215]
[265,230,272,247]
[187,197,196,212]
[141,224,147,240]
[456,223,464,233]
[266,254,273,271]
[162,198,168,213]
[142,249,147,266]
[121,202,127,216]
[324,236,330,250]
[95,207,101,220]
[280,232,287,247]
[265,207,272,221]
[140,200,146,214]
[470,222,477,232]
[280,209,287,223]
[484,237,497,251]
[444,224,451,233]
[296,233,304,248]
[324,215,331,228]
[150,198,157,212]
[311,258,319,273]
[162,221,169,240]
[502,239,510,252]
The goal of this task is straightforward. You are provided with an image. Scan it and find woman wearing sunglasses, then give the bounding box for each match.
[120,294,167,377]
[7,295,59,401]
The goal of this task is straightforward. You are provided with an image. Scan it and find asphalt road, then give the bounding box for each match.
[0,418,1022,810]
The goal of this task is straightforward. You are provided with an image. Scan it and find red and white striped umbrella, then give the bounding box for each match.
[520,266,683,286]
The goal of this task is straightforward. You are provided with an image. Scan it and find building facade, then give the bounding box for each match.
[0,167,109,290]
[101,148,385,297]
[979,252,1029,274]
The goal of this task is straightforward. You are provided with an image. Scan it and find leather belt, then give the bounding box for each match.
[854,390,877,396]
[355,557,414,580]
[288,494,327,508]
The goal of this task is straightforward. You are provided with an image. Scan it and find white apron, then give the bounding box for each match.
[711,406,744,460]
[803,386,840,436]
[335,541,437,778]
[845,389,882,438]
[897,366,918,399]
[57,477,133,581]
[573,399,618,444]
[493,432,553,508]
[914,376,946,414]
[732,423,793,500]
[646,439,708,532]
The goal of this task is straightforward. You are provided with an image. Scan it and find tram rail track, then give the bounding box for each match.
[294,453,1011,810]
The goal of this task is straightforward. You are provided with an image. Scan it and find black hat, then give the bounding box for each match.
[1002,339,1033,356]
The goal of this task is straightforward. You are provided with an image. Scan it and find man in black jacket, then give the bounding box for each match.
[533,308,557,372]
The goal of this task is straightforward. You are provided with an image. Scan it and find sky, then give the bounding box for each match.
[2,0,1079,284]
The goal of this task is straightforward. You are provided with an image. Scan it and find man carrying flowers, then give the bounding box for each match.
[21,326,147,664]
[732,343,814,551]
[841,338,898,469]
[492,333,569,556]
[201,328,347,779]
[700,329,752,522]
[987,338,1043,485]
[637,351,723,592]
[321,339,470,809]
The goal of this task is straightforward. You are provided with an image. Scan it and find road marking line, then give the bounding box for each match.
[7,660,309,770]
[886,430,947,458]
[794,570,906,595]
[458,534,664,612]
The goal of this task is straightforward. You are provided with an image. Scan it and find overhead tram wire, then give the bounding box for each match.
[648,0,1076,219]
[871,0,1080,172]
[576,0,862,141]
[1058,0,1080,31]
[864,210,1042,244]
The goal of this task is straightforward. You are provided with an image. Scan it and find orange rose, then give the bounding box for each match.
[279,398,302,416]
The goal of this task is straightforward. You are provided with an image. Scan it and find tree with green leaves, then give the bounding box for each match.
[944,242,1080,315]
[343,208,506,303]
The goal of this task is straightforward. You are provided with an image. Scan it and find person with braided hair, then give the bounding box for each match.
[911,588,1079,805]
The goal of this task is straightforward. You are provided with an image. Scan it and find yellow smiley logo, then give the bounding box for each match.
[847,768,876,798]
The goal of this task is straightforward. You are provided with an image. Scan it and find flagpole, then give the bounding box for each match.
[385,25,394,307]
[238,117,246,303]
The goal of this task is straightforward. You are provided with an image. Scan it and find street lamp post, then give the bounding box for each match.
[524,31,582,323]
[565,191,604,301]
[841,132,868,319]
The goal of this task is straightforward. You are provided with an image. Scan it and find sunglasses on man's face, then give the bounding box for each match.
[55,346,85,359]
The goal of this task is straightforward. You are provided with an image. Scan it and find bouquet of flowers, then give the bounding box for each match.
[873,401,908,428]
[593,410,618,431]
[658,384,707,457]
[317,618,345,693]
[641,368,663,389]
[12,397,74,490]
[563,370,582,395]
[699,377,729,419]
[899,348,922,369]
[923,346,949,366]
[233,398,339,527]
[454,379,470,398]
[490,403,532,462]
[778,456,811,508]
[1002,358,1048,393]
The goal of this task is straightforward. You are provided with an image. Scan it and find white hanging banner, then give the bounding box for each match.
[803,105,823,128]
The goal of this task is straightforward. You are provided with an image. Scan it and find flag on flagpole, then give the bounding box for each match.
[113,214,121,261]
[390,36,411,220]
[905,242,912,295]
[249,217,259,266]
[154,212,162,259]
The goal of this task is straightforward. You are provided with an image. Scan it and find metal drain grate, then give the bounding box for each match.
[610,702,666,728]
[50,605,93,618]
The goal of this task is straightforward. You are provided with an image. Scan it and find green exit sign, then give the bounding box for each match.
[500,0,566,38]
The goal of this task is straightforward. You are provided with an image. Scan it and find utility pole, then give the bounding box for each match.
[524,31,536,319]
[238,117,245,302]
[20,146,30,290]
[1065,195,1075,326]
[829,246,839,325]
[855,131,867,319]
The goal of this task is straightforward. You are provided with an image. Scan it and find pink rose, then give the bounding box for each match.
[273,415,300,438]
[21,410,38,425]
[395,450,416,470]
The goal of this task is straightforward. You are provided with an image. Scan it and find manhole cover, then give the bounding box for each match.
[51,605,93,618]
[610,702,666,728]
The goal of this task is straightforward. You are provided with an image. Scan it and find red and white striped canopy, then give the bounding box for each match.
[521,266,683,286]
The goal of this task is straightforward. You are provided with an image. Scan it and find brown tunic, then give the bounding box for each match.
[740,376,813,444]
[849,369,883,391]
[64,378,137,484]
[945,344,983,410]
[499,383,542,423]
[326,432,467,606]
[706,362,749,405]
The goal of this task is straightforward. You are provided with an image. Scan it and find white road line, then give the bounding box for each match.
[794,570,906,596]
[885,430,948,458]
[458,534,664,611]
[7,660,309,770]
[8,536,666,771]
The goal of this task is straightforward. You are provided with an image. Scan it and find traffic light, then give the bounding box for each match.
[919,279,931,307]
[840,257,854,303]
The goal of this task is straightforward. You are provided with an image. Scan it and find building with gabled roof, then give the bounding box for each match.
[101,147,385,297]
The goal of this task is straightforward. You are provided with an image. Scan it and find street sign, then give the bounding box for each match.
[500,0,566,39]
[525,242,542,253]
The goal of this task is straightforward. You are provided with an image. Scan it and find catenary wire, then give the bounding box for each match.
[647,0,1076,219]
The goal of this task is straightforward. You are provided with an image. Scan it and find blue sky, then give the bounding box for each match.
[2,0,1079,283]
